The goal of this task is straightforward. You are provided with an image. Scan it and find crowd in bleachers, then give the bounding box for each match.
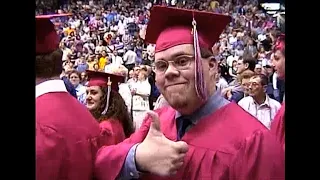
[35,0,285,130]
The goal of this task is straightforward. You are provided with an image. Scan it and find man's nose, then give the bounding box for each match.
[164,64,179,79]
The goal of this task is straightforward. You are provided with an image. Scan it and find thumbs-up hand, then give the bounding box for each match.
[135,111,189,177]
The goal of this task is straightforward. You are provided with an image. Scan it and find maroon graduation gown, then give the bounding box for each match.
[99,119,126,146]
[271,103,285,150]
[95,103,284,180]
[36,92,108,180]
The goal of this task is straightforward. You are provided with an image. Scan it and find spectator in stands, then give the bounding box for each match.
[238,74,281,129]
[68,70,87,104]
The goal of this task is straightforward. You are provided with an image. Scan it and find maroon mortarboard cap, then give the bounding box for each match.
[145,6,231,102]
[145,6,232,53]
[86,70,125,91]
[36,13,72,54]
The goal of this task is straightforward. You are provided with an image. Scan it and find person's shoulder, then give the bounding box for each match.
[269,97,281,107]
[78,84,87,92]
[218,102,268,132]
[38,95,99,132]
[238,96,251,104]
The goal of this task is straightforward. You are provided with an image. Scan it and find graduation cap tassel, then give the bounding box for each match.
[192,18,208,102]
[101,77,112,115]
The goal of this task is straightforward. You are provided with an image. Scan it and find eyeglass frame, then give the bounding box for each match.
[154,54,195,74]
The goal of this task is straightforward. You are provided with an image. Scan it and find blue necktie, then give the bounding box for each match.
[176,116,192,140]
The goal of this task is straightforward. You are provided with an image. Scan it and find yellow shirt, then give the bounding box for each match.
[98,57,108,70]
[64,27,75,36]
[87,61,97,71]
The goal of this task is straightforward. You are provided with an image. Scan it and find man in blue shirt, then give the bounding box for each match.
[60,70,77,98]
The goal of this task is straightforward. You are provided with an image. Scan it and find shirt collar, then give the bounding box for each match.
[36,80,67,98]
[252,94,270,108]
[175,90,230,125]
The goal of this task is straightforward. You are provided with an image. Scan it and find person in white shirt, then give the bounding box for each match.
[61,43,72,61]
[105,64,132,114]
[118,19,126,37]
[83,24,90,34]
[81,31,91,42]
[238,74,281,129]
[127,14,135,23]
[216,67,229,92]
[110,22,119,32]
[123,48,137,70]
[228,31,238,46]
[146,43,156,61]
[127,66,140,90]
[131,70,151,131]
[95,41,106,54]
[110,51,123,65]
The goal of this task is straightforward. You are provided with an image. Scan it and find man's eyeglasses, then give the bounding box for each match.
[154,55,194,73]
[248,82,261,87]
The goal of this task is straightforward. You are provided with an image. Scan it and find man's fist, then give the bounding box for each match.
[135,111,189,176]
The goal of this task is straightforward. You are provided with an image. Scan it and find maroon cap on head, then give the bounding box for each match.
[145,6,231,102]
[36,13,72,54]
[145,6,232,53]
[86,70,125,91]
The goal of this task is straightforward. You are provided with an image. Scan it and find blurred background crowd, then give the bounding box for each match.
[35,0,285,130]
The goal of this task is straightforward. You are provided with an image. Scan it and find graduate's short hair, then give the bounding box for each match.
[200,47,214,59]
[35,49,63,78]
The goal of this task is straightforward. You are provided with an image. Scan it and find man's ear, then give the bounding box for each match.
[263,85,268,93]
[208,56,217,71]
[207,56,218,81]
[244,62,249,69]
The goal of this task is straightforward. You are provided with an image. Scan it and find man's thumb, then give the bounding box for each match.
[147,111,161,133]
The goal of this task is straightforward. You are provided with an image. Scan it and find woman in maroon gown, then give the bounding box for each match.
[85,70,134,145]
[271,34,286,149]
[270,34,285,150]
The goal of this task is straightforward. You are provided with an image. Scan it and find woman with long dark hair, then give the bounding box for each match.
[85,70,134,145]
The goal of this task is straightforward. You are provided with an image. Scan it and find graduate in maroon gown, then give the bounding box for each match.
[85,70,134,145]
[270,34,285,150]
[36,14,108,180]
[95,6,285,180]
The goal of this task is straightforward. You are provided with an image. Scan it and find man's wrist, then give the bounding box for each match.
[134,143,147,173]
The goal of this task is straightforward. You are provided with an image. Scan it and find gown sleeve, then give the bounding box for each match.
[229,130,285,180]
[271,103,285,150]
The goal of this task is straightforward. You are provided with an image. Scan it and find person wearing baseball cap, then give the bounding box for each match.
[94,6,284,180]
[36,14,108,180]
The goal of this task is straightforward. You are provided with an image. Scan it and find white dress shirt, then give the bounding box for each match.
[238,94,281,129]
